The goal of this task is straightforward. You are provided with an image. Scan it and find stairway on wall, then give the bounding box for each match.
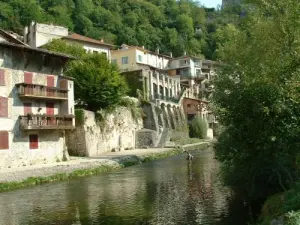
[156,128,171,148]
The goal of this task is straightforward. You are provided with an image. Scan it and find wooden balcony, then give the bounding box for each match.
[16,83,68,100]
[19,114,75,130]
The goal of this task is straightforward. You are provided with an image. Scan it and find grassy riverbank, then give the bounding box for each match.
[0,142,210,193]
[256,182,300,225]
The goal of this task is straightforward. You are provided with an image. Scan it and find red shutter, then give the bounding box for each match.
[0,131,9,150]
[46,103,54,115]
[47,76,54,87]
[0,69,5,86]
[0,97,8,117]
[24,103,32,115]
[29,134,38,149]
[24,72,33,84]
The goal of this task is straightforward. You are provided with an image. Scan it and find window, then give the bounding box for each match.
[0,69,5,86]
[29,134,39,149]
[24,72,33,84]
[111,59,117,65]
[138,55,142,62]
[122,56,128,64]
[24,103,32,115]
[102,52,107,58]
[180,59,189,66]
[187,104,191,108]
[0,131,9,150]
[93,51,98,54]
[0,97,8,117]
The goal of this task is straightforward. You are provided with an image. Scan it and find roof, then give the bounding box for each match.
[0,29,27,45]
[112,44,172,59]
[171,55,202,61]
[64,33,114,48]
[0,41,74,59]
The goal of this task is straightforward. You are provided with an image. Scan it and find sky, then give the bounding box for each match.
[200,0,222,8]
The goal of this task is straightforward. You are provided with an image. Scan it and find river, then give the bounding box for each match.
[0,149,251,225]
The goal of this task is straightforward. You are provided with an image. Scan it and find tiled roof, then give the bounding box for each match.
[64,33,114,48]
[112,44,172,59]
[0,41,74,59]
[0,29,26,45]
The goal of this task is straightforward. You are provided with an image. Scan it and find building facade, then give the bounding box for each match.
[24,21,113,59]
[0,30,75,168]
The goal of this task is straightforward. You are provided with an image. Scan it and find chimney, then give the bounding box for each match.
[100,39,104,42]
[156,48,160,54]
[170,52,173,57]
[184,51,187,56]
[142,46,144,49]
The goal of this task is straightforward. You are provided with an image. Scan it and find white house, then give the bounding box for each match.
[24,21,113,60]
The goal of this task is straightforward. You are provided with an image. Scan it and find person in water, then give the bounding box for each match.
[184,150,194,162]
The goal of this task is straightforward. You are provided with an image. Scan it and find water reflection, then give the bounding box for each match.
[0,149,250,225]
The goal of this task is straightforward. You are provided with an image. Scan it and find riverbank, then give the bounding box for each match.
[0,141,210,193]
[256,182,300,225]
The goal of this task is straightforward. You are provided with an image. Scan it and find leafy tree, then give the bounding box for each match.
[42,39,86,58]
[189,115,207,139]
[213,0,300,200]
[67,54,128,111]
[43,40,128,111]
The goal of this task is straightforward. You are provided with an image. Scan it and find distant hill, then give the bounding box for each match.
[0,0,239,59]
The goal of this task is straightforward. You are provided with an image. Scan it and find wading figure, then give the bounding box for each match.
[184,150,194,162]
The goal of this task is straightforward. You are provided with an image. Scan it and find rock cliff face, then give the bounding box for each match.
[66,107,143,157]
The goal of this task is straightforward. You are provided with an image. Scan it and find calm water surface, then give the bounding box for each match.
[0,149,250,225]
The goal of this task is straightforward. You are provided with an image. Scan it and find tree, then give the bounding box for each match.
[42,39,86,58]
[43,40,128,111]
[213,0,300,200]
[189,115,207,139]
[66,54,128,111]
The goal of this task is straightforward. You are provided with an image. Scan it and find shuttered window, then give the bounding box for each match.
[29,134,39,149]
[0,97,8,117]
[24,72,33,84]
[0,69,5,86]
[24,103,32,115]
[0,131,9,150]
[59,79,67,89]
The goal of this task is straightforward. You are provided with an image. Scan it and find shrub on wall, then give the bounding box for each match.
[75,109,85,126]
[189,115,207,139]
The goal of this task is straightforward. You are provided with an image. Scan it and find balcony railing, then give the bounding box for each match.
[16,83,68,100]
[19,114,75,130]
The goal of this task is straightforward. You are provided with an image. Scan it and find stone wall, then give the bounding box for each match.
[66,106,143,157]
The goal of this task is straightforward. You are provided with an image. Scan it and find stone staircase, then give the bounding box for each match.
[156,128,170,148]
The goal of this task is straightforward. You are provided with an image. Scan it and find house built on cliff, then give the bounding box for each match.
[24,21,113,60]
[0,29,75,168]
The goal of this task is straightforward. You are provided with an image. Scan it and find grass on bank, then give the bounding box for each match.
[0,143,209,193]
[257,182,300,225]
[173,137,207,146]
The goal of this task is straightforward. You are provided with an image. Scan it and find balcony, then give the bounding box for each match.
[16,83,68,100]
[19,114,75,130]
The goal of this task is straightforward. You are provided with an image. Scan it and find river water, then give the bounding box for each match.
[0,149,250,225]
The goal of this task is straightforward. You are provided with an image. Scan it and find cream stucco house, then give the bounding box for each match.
[0,29,75,168]
[24,21,113,60]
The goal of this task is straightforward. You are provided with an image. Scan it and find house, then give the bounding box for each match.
[111,44,182,105]
[24,21,113,59]
[0,29,75,168]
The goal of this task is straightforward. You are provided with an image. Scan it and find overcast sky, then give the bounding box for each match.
[200,0,222,8]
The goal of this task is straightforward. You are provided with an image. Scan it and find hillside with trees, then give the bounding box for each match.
[0,0,240,59]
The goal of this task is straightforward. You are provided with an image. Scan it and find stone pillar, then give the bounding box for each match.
[149,71,154,98]
[156,72,160,96]
[174,80,178,98]
[167,78,170,97]
[162,75,166,98]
